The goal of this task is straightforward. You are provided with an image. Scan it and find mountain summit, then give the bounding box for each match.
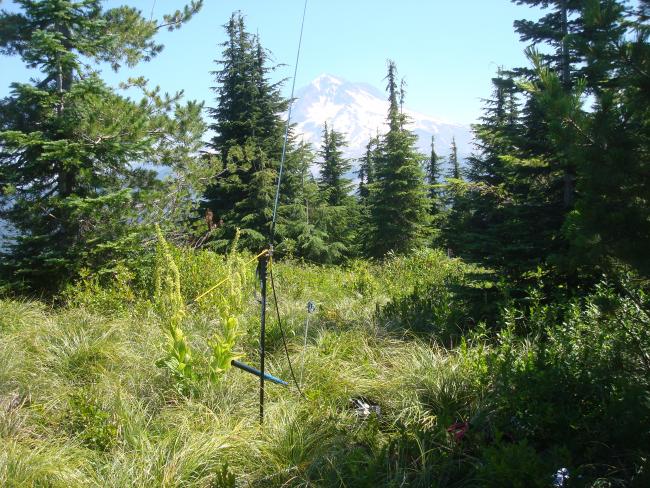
[292,74,474,165]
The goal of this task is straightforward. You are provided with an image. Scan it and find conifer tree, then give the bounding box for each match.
[449,137,461,180]
[513,0,579,84]
[449,2,644,281]
[424,135,446,243]
[273,141,330,261]
[426,136,441,192]
[558,1,649,275]
[444,70,524,270]
[317,123,354,206]
[513,0,587,213]
[357,134,379,203]
[203,13,288,251]
[0,0,204,293]
[441,136,468,256]
[367,61,430,257]
[313,123,357,262]
[508,0,633,278]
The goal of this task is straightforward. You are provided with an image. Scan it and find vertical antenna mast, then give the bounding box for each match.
[261,0,309,424]
[258,252,269,423]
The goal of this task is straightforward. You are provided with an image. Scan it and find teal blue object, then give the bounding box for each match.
[231,360,288,386]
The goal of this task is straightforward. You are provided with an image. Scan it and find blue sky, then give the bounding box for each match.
[0,0,542,124]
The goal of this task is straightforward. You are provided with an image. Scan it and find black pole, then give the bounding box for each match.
[258,252,269,424]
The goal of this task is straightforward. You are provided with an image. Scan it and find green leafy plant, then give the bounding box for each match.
[208,316,242,381]
[206,231,247,380]
[154,225,195,386]
[67,392,118,452]
[63,263,137,314]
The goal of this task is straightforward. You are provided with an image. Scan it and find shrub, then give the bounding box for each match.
[67,391,118,452]
[481,280,650,484]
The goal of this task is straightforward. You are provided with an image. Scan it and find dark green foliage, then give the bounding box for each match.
[443,69,535,275]
[0,0,206,293]
[202,13,289,252]
[317,123,353,206]
[274,139,356,264]
[477,279,650,484]
[367,61,430,257]
[448,6,560,277]
[67,391,118,452]
[311,124,359,262]
[357,134,379,203]
[448,137,461,180]
[475,440,559,488]
[356,134,380,254]
[273,142,328,260]
[513,0,581,88]
[207,13,285,163]
[425,135,442,213]
[447,1,649,284]
[564,3,650,276]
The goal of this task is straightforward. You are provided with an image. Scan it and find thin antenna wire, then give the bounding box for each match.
[150,0,157,20]
[269,266,305,398]
[270,0,309,243]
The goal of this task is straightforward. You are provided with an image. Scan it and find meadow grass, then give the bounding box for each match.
[1,249,648,486]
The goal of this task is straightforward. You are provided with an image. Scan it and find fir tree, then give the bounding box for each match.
[313,123,357,262]
[448,137,461,180]
[444,69,523,271]
[202,12,288,251]
[426,136,440,190]
[561,1,649,275]
[510,0,631,278]
[448,2,643,281]
[274,141,331,261]
[513,0,585,211]
[512,0,592,89]
[357,133,379,203]
[317,123,354,206]
[0,0,204,293]
[367,61,430,257]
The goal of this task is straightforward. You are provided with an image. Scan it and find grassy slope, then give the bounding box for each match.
[1,249,648,487]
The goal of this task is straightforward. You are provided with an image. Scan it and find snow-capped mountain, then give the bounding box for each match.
[292,74,474,167]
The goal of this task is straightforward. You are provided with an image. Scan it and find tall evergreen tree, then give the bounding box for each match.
[510,0,633,277]
[513,0,580,84]
[448,1,644,281]
[202,13,288,251]
[0,0,205,293]
[559,1,649,275]
[317,123,354,206]
[444,69,524,270]
[448,137,461,180]
[357,133,379,203]
[314,123,357,262]
[426,136,440,188]
[273,141,330,261]
[426,135,443,210]
[442,136,469,256]
[513,0,587,213]
[367,61,430,257]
